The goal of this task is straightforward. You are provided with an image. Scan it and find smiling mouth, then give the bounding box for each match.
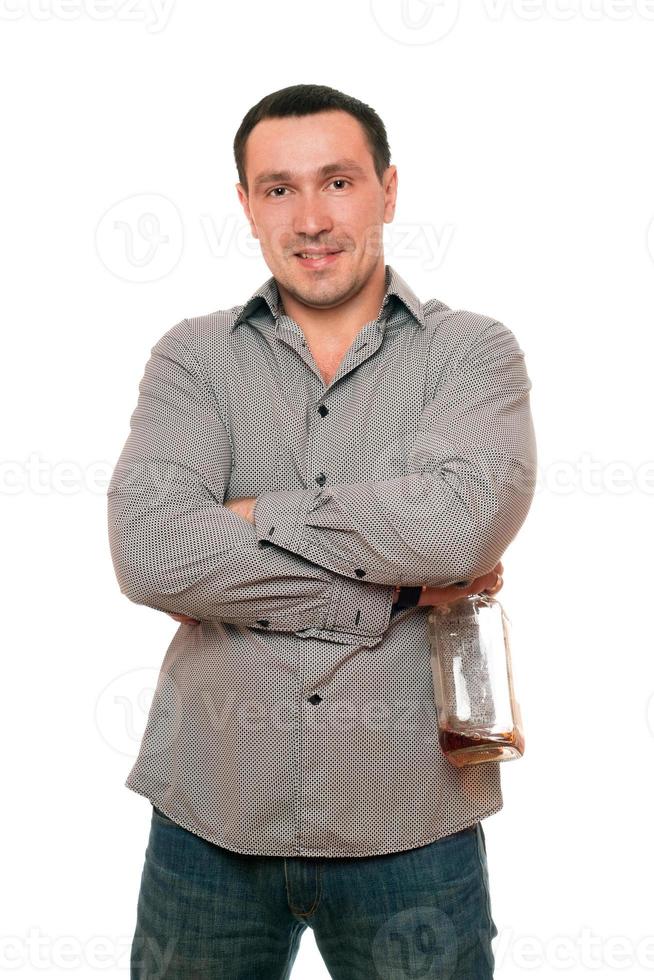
[294,250,344,267]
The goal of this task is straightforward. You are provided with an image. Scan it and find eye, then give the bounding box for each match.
[265,178,352,198]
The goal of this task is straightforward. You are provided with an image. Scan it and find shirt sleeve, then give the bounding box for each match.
[107,327,395,637]
[253,317,537,587]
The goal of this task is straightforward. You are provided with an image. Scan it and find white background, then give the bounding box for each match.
[2,1,654,977]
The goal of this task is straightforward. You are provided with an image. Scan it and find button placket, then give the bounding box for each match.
[306,365,328,512]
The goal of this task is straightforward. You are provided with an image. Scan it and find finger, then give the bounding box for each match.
[423,583,476,604]
[484,572,503,595]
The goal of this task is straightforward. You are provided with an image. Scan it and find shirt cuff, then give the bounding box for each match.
[254,487,325,552]
[327,574,396,636]
[254,489,396,636]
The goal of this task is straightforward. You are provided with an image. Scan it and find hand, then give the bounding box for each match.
[167,611,200,626]
[224,496,257,523]
[391,560,504,609]
[420,559,504,607]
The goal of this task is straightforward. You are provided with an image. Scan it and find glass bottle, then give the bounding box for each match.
[426,592,525,767]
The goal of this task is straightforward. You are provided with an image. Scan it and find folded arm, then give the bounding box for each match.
[106,326,395,637]
[253,318,537,587]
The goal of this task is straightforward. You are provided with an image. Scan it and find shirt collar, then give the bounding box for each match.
[230,263,426,331]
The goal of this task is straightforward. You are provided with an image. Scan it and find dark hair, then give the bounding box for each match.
[233,83,391,193]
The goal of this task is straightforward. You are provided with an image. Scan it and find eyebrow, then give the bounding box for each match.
[253,158,367,187]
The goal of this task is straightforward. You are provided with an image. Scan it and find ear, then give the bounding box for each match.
[236,183,259,239]
[382,165,398,223]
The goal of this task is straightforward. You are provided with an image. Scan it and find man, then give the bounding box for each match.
[108,83,536,979]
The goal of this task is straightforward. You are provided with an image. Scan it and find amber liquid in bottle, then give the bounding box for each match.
[438,723,525,767]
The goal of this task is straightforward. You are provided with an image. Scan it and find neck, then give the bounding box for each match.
[276,260,388,343]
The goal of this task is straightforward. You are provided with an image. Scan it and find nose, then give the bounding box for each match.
[292,191,334,242]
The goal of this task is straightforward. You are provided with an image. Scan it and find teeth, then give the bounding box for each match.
[298,252,336,259]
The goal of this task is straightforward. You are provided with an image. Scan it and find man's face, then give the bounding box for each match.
[236,109,397,312]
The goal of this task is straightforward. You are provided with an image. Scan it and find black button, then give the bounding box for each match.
[256,619,270,627]
[308,693,322,705]
[316,473,326,486]
[318,405,328,417]
[268,526,275,535]
[354,569,366,577]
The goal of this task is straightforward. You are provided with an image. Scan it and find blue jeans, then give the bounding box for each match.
[130,805,498,979]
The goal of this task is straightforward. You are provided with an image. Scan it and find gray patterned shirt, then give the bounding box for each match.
[107,263,537,857]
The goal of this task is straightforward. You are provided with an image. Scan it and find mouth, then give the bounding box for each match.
[294,250,344,269]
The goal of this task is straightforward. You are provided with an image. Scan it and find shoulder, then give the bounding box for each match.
[152,304,243,358]
[145,305,245,421]
[423,297,506,342]
[422,298,526,364]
